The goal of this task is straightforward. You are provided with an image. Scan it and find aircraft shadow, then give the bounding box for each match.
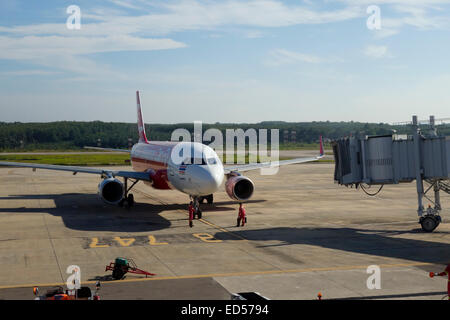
[200,199,266,212]
[0,193,261,232]
[0,193,174,232]
[214,227,450,265]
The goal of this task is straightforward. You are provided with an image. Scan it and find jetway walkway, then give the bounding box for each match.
[332,115,450,232]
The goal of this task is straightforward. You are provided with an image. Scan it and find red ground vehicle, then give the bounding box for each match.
[33,282,101,300]
[105,257,155,280]
[430,264,450,300]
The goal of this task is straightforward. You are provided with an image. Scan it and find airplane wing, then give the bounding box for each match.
[223,155,323,174]
[84,146,131,153]
[0,161,151,181]
[223,136,325,174]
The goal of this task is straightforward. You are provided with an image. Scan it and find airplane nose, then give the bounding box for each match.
[187,165,223,195]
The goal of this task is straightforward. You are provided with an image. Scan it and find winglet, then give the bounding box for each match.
[319,135,324,157]
[136,91,149,143]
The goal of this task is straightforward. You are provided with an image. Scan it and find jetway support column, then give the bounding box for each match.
[434,181,442,211]
[412,115,424,217]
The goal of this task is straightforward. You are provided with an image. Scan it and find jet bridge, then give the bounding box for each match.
[332,115,450,232]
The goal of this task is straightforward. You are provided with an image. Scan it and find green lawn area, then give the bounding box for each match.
[0,154,131,166]
[0,153,334,166]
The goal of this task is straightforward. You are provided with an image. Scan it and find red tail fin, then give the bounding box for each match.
[136,91,149,143]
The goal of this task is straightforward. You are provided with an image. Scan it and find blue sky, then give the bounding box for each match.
[1,0,450,123]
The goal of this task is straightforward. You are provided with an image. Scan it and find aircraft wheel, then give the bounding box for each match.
[127,194,134,207]
[206,194,214,204]
[198,197,205,204]
[420,216,439,232]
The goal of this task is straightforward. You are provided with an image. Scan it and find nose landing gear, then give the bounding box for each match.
[198,194,214,204]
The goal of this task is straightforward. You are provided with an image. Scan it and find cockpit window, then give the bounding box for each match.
[207,158,217,165]
[182,157,207,165]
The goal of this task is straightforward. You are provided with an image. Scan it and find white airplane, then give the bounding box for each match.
[0,91,324,220]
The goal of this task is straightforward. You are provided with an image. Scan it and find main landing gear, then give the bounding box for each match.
[119,178,138,209]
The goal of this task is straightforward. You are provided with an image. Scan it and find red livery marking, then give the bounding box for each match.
[136,91,149,143]
[131,157,167,168]
[130,156,172,190]
[150,169,172,190]
[131,157,167,174]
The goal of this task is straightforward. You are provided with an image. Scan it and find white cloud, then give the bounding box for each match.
[338,0,450,5]
[0,70,61,76]
[108,0,142,10]
[364,45,389,58]
[244,30,265,39]
[0,0,447,79]
[265,49,323,66]
[373,28,400,38]
[0,35,186,60]
[379,4,449,33]
[0,1,364,37]
[0,34,186,76]
[0,0,364,77]
[336,0,450,38]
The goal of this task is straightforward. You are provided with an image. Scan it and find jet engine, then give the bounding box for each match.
[225,175,254,201]
[98,178,124,205]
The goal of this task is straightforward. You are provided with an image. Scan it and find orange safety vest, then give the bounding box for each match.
[188,205,194,220]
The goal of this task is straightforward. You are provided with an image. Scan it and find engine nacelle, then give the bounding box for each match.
[98,178,124,205]
[225,175,254,201]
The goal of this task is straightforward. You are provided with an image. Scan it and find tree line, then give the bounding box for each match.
[0,120,448,151]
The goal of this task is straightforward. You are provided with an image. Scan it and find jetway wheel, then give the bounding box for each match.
[420,215,440,233]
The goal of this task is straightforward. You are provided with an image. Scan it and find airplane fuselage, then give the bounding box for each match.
[131,141,224,196]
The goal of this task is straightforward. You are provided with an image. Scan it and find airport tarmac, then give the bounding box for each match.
[0,163,449,300]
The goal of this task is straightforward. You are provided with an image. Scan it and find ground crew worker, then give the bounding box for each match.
[188,201,194,228]
[430,264,450,300]
[237,203,246,227]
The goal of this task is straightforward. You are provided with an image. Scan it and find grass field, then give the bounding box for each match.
[0,153,333,166]
[0,142,331,153]
[0,154,131,166]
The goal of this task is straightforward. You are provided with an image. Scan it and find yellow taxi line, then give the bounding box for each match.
[0,261,434,290]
